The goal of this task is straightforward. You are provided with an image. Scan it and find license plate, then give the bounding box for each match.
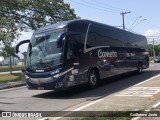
[37,86,44,90]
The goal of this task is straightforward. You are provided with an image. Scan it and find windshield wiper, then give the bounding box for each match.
[37,59,53,70]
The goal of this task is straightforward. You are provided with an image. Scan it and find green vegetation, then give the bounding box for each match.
[0,65,24,69]
[0,0,79,74]
[149,57,154,61]
[68,112,132,120]
[71,117,131,120]
[148,44,160,57]
[0,73,25,83]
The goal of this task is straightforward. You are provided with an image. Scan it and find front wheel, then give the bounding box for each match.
[87,69,99,89]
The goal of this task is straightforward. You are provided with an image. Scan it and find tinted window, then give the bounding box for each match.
[68,23,88,33]
[68,22,88,47]
[65,34,83,58]
[86,24,123,48]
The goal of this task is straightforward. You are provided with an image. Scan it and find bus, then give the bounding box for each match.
[16,19,149,90]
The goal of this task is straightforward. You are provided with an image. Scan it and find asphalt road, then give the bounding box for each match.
[0,62,160,120]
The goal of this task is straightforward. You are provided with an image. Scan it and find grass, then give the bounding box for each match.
[68,112,132,120]
[0,65,24,69]
[71,117,131,120]
[0,73,25,83]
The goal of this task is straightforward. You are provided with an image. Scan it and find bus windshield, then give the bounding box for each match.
[26,28,65,70]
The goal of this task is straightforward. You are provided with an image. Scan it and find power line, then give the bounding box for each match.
[129,12,160,30]
[81,0,124,13]
[91,0,127,12]
[129,16,142,30]
[67,0,160,33]
[68,0,120,13]
[130,19,147,31]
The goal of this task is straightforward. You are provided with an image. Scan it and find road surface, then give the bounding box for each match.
[0,62,160,120]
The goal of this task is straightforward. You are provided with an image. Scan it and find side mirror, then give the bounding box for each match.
[16,39,30,53]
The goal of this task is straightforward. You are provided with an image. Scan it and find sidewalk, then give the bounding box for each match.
[48,72,160,120]
[0,70,21,74]
[0,80,26,90]
[0,69,26,90]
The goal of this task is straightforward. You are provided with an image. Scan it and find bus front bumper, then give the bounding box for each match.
[26,75,67,90]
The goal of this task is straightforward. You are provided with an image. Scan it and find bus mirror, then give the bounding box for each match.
[28,43,32,56]
[57,33,66,48]
[16,39,30,53]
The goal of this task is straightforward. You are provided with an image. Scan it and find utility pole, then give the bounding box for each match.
[153,39,155,59]
[120,11,131,30]
[146,36,160,59]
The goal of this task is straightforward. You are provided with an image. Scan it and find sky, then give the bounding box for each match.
[16,0,160,56]
[64,0,160,35]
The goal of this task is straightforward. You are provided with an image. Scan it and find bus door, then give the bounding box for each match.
[65,34,83,69]
[65,34,85,85]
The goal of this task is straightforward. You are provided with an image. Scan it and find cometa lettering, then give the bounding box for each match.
[98,49,117,58]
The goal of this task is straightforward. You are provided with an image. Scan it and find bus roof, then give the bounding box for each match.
[34,19,145,38]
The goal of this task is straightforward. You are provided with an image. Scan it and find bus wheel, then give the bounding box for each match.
[136,62,142,74]
[88,69,98,89]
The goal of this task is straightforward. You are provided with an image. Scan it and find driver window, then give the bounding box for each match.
[67,40,77,60]
[66,34,83,61]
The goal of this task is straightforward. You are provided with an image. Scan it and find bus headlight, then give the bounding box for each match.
[25,75,30,80]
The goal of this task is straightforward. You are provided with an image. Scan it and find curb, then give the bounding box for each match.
[0,81,26,90]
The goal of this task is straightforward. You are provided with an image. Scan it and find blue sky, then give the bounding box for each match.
[64,0,160,36]
[15,0,160,55]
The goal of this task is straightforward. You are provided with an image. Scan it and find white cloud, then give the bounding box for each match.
[144,29,160,36]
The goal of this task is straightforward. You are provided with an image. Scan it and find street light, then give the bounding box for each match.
[129,16,142,30]
[130,19,147,31]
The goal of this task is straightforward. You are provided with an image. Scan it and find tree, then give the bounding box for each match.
[0,0,79,73]
[155,44,160,56]
[148,44,153,57]
[0,45,19,74]
[148,44,160,57]
[0,17,19,45]
[0,0,79,31]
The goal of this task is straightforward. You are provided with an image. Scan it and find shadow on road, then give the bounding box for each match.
[33,69,160,100]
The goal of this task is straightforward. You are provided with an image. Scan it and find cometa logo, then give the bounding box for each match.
[98,49,117,58]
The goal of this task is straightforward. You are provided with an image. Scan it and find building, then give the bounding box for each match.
[0,56,19,66]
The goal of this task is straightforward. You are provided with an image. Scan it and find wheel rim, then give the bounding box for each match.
[90,73,97,86]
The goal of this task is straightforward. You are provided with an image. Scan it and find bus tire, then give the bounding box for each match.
[87,69,99,89]
[136,62,142,74]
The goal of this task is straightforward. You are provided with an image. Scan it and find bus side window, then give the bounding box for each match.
[66,37,76,60]
[67,40,75,60]
[66,34,83,60]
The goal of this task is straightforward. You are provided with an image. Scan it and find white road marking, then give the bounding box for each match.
[152,102,160,108]
[74,98,104,111]
[131,117,140,120]
[38,118,48,120]
[117,74,160,97]
[52,98,104,120]
[135,74,160,86]
[115,87,160,97]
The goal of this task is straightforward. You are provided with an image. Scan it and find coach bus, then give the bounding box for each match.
[16,19,149,90]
